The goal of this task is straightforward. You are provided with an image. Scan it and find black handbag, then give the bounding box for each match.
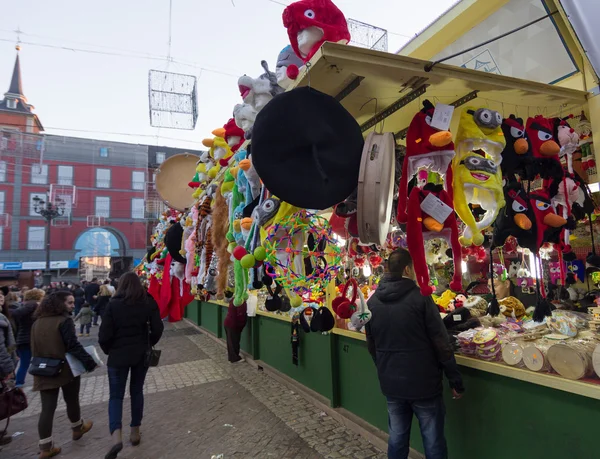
[144,321,161,367]
[28,357,64,377]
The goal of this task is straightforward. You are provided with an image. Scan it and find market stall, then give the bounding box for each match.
[138,1,600,457]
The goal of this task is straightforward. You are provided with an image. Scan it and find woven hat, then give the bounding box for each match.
[252,87,364,209]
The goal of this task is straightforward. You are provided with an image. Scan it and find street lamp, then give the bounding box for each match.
[33,194,66,286]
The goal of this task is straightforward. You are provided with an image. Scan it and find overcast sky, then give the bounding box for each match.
[0,0,458,151]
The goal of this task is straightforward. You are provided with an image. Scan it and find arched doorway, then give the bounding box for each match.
[74,228,128,258]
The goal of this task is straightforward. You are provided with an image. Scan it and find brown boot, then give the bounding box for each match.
[130,426,141,446]
[72,419,93,441]
[104,429,123,459]
[39,439,61,458]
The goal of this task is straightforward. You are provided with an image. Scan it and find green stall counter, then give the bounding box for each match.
[184,302,600,458]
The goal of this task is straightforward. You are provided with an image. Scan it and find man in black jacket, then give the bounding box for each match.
[366,249,464,459]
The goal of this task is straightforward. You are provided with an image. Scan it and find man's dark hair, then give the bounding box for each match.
[103,280,110,285]
[115,272,146,304]
[35,291,73,318]
[91,278,98,282]
[387,248,413,277]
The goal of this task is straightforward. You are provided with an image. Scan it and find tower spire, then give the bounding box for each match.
[6,46,25,99]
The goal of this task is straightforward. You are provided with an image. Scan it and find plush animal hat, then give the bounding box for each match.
[276,44,305,89]
[219,118,245,153]
[397,100,455,224]
[529,189,567,251]
[252,86,364,209]
[492,181,536,252]
[500,115,531,181]
[455,107,505,162]
[282,0,350,63]
[165,222,186,264]
[525,115,563,180]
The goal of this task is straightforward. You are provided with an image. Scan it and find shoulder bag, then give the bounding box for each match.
[144,321,161,367]
[28,357,64,377]
[0,380,28,442]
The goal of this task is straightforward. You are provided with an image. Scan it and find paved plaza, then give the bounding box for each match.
[1,320,386,459]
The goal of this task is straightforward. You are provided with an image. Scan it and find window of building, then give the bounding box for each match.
[99,147,109,158]
[96,168,111,188]
[6,99,16,109]
[132,171,145,190]
[29,192,46,216]
[0,191,4,214]
[131,198,145,219]
[27,226,45,250]
[0,161,6,182]
[95,196,110,218]
[57,165,73,186]
[155,152,166,164]
[31,163,48,184]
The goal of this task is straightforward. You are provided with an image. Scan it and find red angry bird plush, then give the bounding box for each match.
[223,118,245,153]
[529,189,567,251]
[397,100,455,224]
[282,0,351,63]
[406,183,463,296]
[525,115,563,180]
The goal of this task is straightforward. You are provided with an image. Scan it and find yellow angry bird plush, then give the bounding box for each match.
[453,153,505,246]
[455,107,506,163]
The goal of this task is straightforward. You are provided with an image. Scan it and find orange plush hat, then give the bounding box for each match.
[397,100,455,224]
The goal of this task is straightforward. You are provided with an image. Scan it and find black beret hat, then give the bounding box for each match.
[252,87,364,210]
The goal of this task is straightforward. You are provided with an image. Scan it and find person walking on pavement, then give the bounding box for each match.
[223,300,247,364]
[98,272,164,459]
[12,288,45,388]
[30,291,97,458]
[0,294,17,446]
[72,285,85,317]
[105,279,116,296]
[84,278,100,324]
[93,284,112,326]
[74,303,93,337]
[365,249,464,459]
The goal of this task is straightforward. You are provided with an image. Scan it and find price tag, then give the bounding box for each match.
[453,315,462,322]
[430,103,454,131]
[420,193,453,224]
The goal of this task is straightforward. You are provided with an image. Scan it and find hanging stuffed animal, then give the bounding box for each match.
[212,184,232,300]
[406,183,463,295]
[238,61,284,114]
[529,189,568,251]
[397,100,455,224]
[276,44,305,89]
[233,103,258,140]
[492,181,535,252]
[500,115,530,181]
[282,0,350,63]
[525,115,563,180]
[553,115,579,174]
[508,261,521,278]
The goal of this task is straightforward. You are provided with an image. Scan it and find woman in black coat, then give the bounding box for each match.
[72,285,85,316]
[98,272,163,459]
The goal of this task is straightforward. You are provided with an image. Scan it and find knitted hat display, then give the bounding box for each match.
[492,181,536,252]
[282,0,350,63]
[252,87,364,209]
[500,115,531,181]
[397,100,455,224]
[525,115,563,180]
[406,184,463,296]
[165,223,186,264]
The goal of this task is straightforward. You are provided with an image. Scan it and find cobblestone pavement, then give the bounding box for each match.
[2,320,385,459]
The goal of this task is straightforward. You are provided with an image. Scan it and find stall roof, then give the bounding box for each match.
[292,43,589,141]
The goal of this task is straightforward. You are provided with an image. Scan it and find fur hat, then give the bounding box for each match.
[252,87,364,209]
[282,0,350,63]
[525,115,563,180]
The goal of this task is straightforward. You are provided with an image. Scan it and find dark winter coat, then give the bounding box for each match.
[84,283,100,306]
[98,294,163,368]
[223,301,248,332]
[95,294,110,316]
[0,313,16,378]
[73,287,85,310]
[11,300,38,347]
[365,275,464,400]
[30,313,97,391]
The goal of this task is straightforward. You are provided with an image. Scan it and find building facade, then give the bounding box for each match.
[0,51,203,280]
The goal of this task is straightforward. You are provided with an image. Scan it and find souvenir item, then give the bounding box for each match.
[522,342,551,372]
[529,189,567,250]
[332,278,358,319]
[238,60,284,114]
[592,344,600,378]
[547,342,595,380]
[397,100,455,224]
[282,0,351,63]
[455,107,506,162]
[357,132,396,246]
[547,315,578,337]
[233,103,258,140]
[350,289,371,330]
[500,115,530,181]
[473,328,500,349]
[276,44,305,89]
[462,295,488,318]
[525,115,563,180]
[554,116,579,174]
[498,296,526,320]
[492,182,536,252]
[212,185,232,300]
[155,153,199,211]
[502,342,524,366]
[252,87,364,210]
[222,117,245,153]
[310,305,336,332]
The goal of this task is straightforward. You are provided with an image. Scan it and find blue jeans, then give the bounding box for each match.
[16,345,32,387]
[387,394,447,459]
[107,363,149,434]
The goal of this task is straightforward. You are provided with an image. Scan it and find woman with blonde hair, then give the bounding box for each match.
[93,284,112,326]
[13,288,45,387]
